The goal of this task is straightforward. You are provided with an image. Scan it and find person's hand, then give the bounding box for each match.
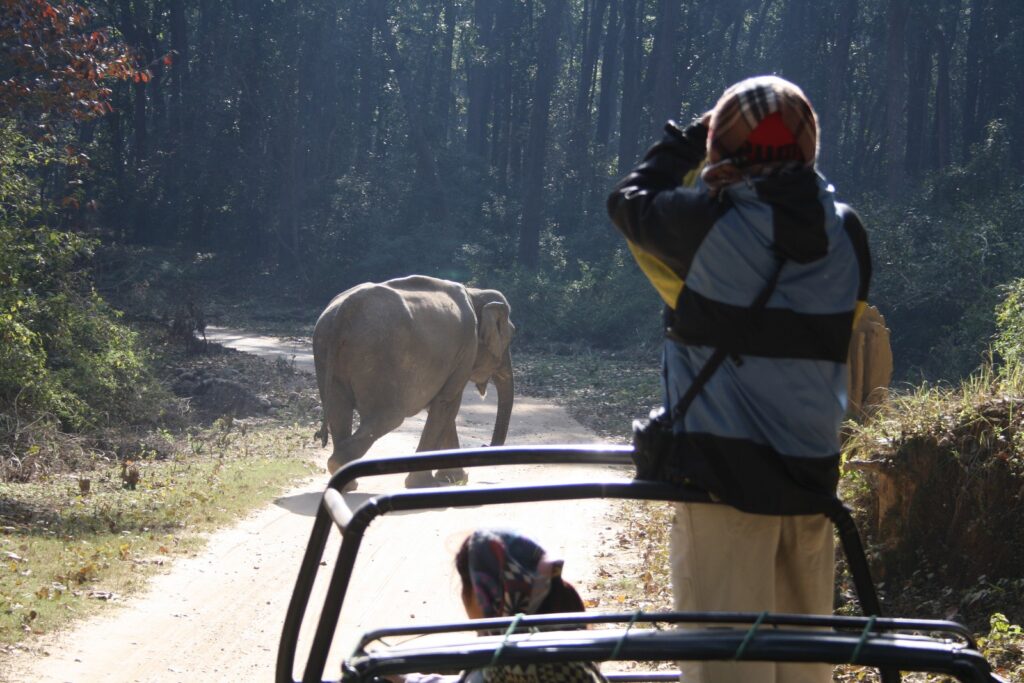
[664,120,686,141]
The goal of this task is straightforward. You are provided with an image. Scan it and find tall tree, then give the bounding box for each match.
[518,0,567,268]
[617,0,642,173]
[904,0,935,178]
[883,0,909,198]
[960,0,989,158]
[644,0,681,127]
[594,0,621,144]
[377,2,448,221]
[819,0,858,173]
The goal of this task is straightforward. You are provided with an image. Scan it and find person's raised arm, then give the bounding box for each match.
[607,117,719,273]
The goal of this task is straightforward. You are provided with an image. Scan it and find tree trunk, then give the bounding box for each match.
[617,0,641,173]
[507,1,532,196]
[883,0,909,199]
[1012,2,1024,170]
[743,0,777,70]
[819,0,858,173]
[433,0,457,146]
[928,2,959,171]
[466,0,497,156]
[518,0,567,268]
[904,5,933,179]
[377,4,448,221]
[573,0,608,132]
[594,0,620,144]
[722,16,743,84]
[567,0,609,215]
[644,0,681,126]
[960,0,989,159]
[490,3,511,186]
[352,1,378,172]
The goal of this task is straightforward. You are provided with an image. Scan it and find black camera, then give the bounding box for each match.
[631,406,675,481]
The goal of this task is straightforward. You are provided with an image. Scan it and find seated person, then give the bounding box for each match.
[399,529,605,683]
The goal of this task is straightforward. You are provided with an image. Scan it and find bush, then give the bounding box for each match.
[0,122,159,436]
[994,278,1024,372]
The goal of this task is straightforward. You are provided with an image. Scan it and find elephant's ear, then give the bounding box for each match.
[480,301,513,358]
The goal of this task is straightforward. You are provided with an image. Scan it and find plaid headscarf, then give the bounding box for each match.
[464,530,563,618]
[703,75,819,191]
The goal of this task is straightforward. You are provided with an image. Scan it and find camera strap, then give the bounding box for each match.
[670,255,786,422]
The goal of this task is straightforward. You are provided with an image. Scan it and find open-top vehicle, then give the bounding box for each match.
[276,445,1005,683]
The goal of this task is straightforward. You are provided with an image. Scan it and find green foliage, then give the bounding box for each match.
[464,223,664,348]
[0,121,156,436]
[978,613,1024,680]
[865,120,1024,380]
[994,278,1024,372]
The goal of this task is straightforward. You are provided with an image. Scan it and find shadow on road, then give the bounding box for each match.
[274,490,376,516]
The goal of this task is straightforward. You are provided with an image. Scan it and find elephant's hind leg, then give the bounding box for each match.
[332,410,405,473]
[322,380,356,476]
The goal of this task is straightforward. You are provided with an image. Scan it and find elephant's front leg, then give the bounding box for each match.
[405,393,463,488]
[433,418,467,484]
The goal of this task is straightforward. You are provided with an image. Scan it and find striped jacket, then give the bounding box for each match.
[608,121,871,514]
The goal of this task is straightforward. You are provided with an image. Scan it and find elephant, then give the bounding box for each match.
[312,275,515,487]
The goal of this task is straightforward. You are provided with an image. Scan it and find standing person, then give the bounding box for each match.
[607,75,871,683]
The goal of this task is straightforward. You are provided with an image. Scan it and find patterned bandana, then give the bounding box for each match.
[465,530,563,618]
[480,661,606,683]
[703,75,818,191]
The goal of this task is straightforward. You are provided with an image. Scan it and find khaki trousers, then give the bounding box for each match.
[670,502,835,683]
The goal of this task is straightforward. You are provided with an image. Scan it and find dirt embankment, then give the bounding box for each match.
[848,397,1024,628]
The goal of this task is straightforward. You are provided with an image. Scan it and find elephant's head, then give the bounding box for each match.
[467,287,515,447]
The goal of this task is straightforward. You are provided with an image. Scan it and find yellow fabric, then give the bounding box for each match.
[852,300,867,327]
[626,240,683,307]
[625,166,704,309]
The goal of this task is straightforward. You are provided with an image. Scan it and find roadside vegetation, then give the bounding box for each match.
[0,326,322,651]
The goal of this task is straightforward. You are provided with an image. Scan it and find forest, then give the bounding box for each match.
[3,0,1022,379]
[2,0,1024,671]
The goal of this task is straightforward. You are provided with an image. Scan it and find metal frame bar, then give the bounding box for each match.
[354,611,976,653]
[343,628,995,683]
[275,447,982,683]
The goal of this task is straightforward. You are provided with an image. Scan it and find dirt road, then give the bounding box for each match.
[4,329,629,682]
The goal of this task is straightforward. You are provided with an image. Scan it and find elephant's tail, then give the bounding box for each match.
[313,335,331,447]
[317,417,328,447]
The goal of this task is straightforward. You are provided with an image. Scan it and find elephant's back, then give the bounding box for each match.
[315,283,415,346]
[314,280,469,366]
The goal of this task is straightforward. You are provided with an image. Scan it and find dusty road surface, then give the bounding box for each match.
[3,328,631,682]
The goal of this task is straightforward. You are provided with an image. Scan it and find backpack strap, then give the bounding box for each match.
[669,255,786,421]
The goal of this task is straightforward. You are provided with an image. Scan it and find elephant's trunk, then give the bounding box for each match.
[489,350,514,447]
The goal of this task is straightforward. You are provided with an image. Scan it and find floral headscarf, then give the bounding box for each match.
[463,529,563,618]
